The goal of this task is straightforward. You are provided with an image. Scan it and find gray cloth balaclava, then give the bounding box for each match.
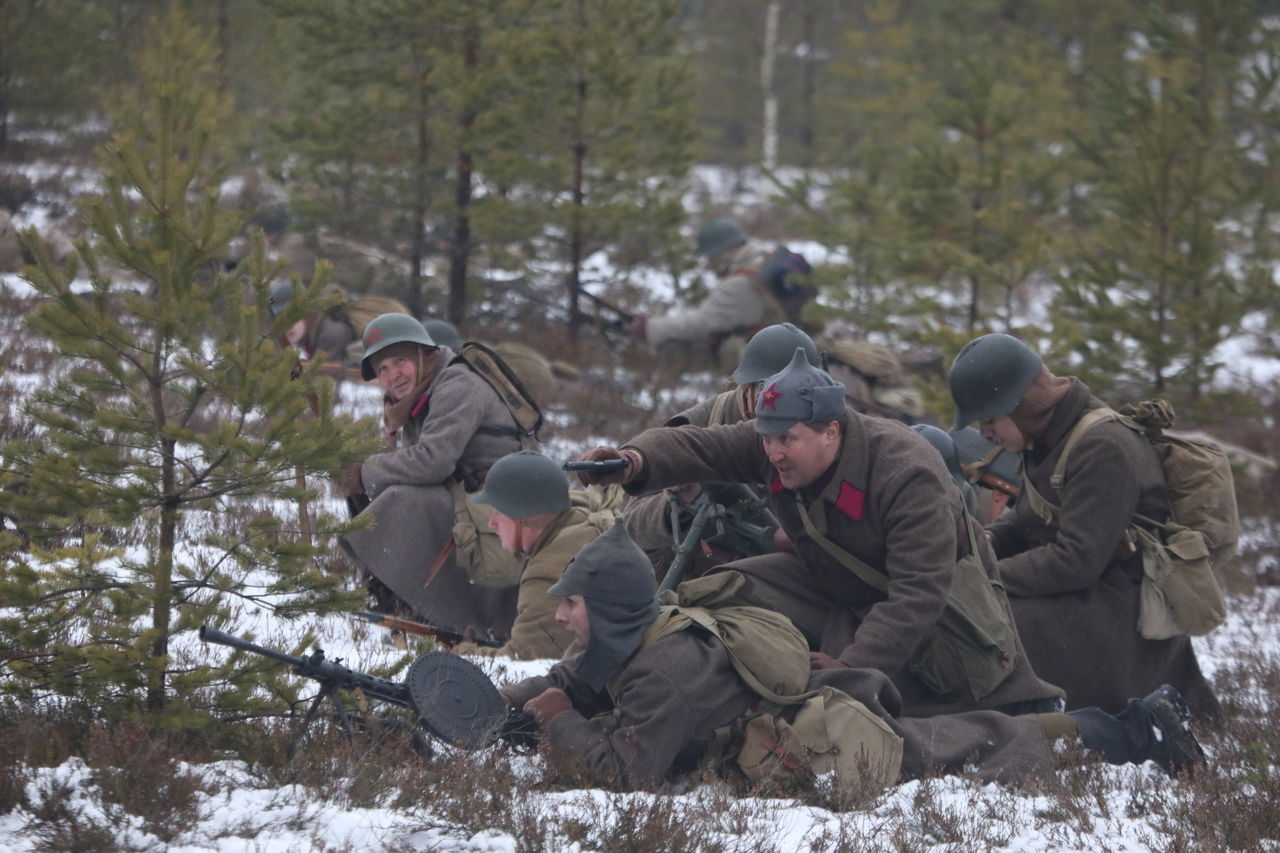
[753,348,847,436]
[547,523,659,692]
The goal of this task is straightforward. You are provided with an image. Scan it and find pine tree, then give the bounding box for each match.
[0,3,378,722]
[496,0,695,335]
[1054,0,1274,405]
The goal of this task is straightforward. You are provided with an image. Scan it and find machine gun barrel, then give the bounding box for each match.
[198,624,411,710]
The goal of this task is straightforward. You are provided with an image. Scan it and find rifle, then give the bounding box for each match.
[658,483,781,593]
[578,288,635,324]
[352,611,506,649]
[198,625,536,751]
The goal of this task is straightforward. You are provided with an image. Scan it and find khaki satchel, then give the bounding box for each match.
[650,573,904,791]
[792,499,1017,701]
[1021,402,1233,640]
[451,342,544,449]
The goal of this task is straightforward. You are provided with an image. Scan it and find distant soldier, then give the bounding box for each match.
[451,450,615,660]
[576,350,1062,717]
[950,425,1022,525]
[269,280,407,373]
[627,219,788,369]
[338,314,521,639]
[501,525,1205,792]
[622,322,819,582]
[949,333,1222,722]
[420,317,463,352]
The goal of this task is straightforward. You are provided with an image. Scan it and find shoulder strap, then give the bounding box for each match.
[791,495,888,594]
[707,391,733,426]
[1022,406,1119,526]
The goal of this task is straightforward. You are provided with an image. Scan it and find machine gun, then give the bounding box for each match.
[658,482,781,593]
[198,625,537,752]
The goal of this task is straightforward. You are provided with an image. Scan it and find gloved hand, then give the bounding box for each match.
[340,462,365,496]
[809,651,846,671]
[523,687,573,728]
[574,447,644,487]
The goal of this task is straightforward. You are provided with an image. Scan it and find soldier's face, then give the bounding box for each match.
[979,415,1026,454]
[489,507,525,554]
[375,353,419,401]
[761,420,842,489]
[555,595,591,645]
[284,319,307,347]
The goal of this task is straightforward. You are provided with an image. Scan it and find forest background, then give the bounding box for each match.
[1,1,1280,850]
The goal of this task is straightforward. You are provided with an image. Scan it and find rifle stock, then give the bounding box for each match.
[352,612,505,649]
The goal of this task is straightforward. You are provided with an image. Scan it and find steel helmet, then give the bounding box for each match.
[695,219,747,258]
[471,451,571,519]
[948,334,1043,429]
[733,323,821,384]
[360,313,436,380]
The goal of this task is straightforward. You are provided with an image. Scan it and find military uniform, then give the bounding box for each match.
[452,504,611,660]
[619,410,1062,716]
[989,378,1221,721]
[340,346,520,637]
[645,242,784,361]
[502,620,1108,792]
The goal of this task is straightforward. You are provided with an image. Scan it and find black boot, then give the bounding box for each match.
[1069,684,1206,775]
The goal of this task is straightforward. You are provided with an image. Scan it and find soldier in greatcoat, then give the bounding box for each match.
[338,314,520,639]
[450,451,615,660]
[503,525,1205,792]
[949,333,1222,723]
[575,351,1063,717]
[622,322,820,581]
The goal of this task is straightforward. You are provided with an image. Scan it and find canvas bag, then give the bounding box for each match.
[644,573,904,791]
[450,341,543,450]
[792,498,1018,701]
[1021,401,1234,640]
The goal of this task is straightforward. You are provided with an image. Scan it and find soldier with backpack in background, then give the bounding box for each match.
[949,334,1229,724]
[338,313,534,642]
[501,524,1207,793]
[269,280,408,375]
[626,219,813,369]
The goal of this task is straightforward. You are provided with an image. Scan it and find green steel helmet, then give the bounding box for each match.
[733,322,821,384]
[420,317,462,351]
[268,280,294,318]
[695,218,747,258]
[360,313,436,380]
[471,450,571,518]
[948,333,1043,429]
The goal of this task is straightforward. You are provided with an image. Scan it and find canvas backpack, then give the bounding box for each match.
[637,572,904,792]
[789,497,1019,702]
[450,341,543,451]
[1021,400,1237,640]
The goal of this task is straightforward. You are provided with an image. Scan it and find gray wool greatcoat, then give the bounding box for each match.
[340,350,520,637]
[620,411,1063,717]
[501,626,1060,792]
[988,379,1222,722]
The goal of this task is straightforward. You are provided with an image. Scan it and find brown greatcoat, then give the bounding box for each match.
[501,625,1059,792]
[988,378,1221,722]
[340,349,520,637]
[621,411,1062,716]
[452,505,610,660]
[621,389,757,581]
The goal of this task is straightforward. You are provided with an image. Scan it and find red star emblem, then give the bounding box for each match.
[366,326,384,344]
[760,383,783,410]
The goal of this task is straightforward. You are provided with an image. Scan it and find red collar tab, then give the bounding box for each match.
[770,475,786,493]
[835,481,865,521]
[410,392,431,418]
